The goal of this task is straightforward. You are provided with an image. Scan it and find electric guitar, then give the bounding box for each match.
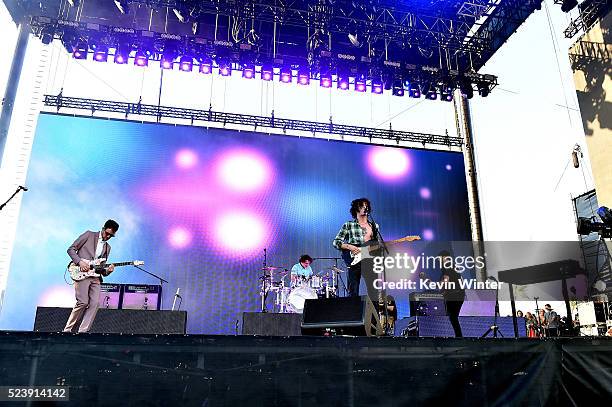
[341,235,421,267]
[67,258,144,281]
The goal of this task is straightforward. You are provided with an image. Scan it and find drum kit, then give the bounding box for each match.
[259,266,340,313]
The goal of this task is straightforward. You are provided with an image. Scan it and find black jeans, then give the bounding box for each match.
[446,300,464,338]
[347,259,382,305]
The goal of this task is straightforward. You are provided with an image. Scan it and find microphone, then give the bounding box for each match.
[19,186,28,191]
[172,288,181,311]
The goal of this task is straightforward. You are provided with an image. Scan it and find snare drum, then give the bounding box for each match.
[287,286,318,313]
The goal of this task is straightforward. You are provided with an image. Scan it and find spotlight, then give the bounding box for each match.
[297,67,310,85]
[561,0,578,13]
[199,57,212,74]
[219,61,232,76]
[242,64,255,79]
[426,90,437,100]
[477,82,490,97]
[72,41,88,60]
[372,79,383,94]
[392,80,404,96]
[114,45,130,64]
[161,50,177,69]
[93,46,108,62]
[134,50,149,67]
[61,31,77,54]
[40,27,54,45]
[261,64,273,81]
[577,206,612,238]
[441,84,454,102]
[114,0,129,14]
[320,72,332,88]
[179,56,193,72]
[459,79,473,99]
[355,77,366,92]
[280,66,292,83]
[409,83,421,98]
[337,76,349,90]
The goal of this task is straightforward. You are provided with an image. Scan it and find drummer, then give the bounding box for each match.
[291,254,314,287]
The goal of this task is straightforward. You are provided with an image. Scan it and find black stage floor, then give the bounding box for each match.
[0,331,610,406]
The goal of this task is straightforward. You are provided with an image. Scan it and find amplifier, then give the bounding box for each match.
[409,291,446,316]
[98,283,122,309]
[122,284,162,310]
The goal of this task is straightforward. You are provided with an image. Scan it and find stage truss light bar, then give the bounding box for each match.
[43,94,463,149]
[29,16,499,98]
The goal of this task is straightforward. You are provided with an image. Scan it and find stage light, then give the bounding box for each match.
[261,64,273,81]
[72,42,88,60]
[199,57,212,74]
[61,31,77,54]
[577,207,612,238]
[114,0,129,14]
[40,27,54,45]
[161,51,177,69]
[67,0,80,6]
[114,45,130,64]
[219,60,232,76]
[280,66,292,83]
[93,47,108,62]
[134,50,149,67]
[459,79,473,99]
[179,56,193,72]
[320,72,332,88]
[561,0,578,12]
[426,90,437,100]
[372,79,383,94]
[355,77,366,92]
[243,64,255,79]
[477,82,490,97]
[441,84,454,102]
[392,80,404,96]
[337,76,349,90]
[409,83,421,98]
[297,67,310,85]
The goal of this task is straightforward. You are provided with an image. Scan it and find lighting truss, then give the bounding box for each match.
[93,0,543,72]
[29,16,499,98]
[562,0,611,38]
[42,94,463,148]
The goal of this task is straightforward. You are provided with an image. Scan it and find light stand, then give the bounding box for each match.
[481,276,503,338]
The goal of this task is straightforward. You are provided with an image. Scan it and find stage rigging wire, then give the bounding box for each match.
[544,1,574,128]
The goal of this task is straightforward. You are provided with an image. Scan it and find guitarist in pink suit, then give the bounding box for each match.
[63,219,119,333]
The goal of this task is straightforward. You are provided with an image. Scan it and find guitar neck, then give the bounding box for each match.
[108,261,133,267]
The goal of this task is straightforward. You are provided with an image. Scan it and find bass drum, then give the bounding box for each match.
[287,286,318,313]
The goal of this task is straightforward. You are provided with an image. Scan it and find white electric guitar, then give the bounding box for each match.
[342,235,421,266]
[67,258,144,281]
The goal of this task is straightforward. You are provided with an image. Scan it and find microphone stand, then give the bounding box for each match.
[0,186,27,211]
[481,276,503,338]
[132,264,169,310]
[368,212,390,335]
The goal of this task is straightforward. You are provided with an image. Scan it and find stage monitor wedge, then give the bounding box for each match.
[301,296,382,336]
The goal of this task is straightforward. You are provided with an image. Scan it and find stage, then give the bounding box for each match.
[0,331,610,406]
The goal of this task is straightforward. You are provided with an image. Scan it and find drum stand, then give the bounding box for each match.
[260,248,269,313]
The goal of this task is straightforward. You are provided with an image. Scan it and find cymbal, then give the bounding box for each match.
[262,266,285,271]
